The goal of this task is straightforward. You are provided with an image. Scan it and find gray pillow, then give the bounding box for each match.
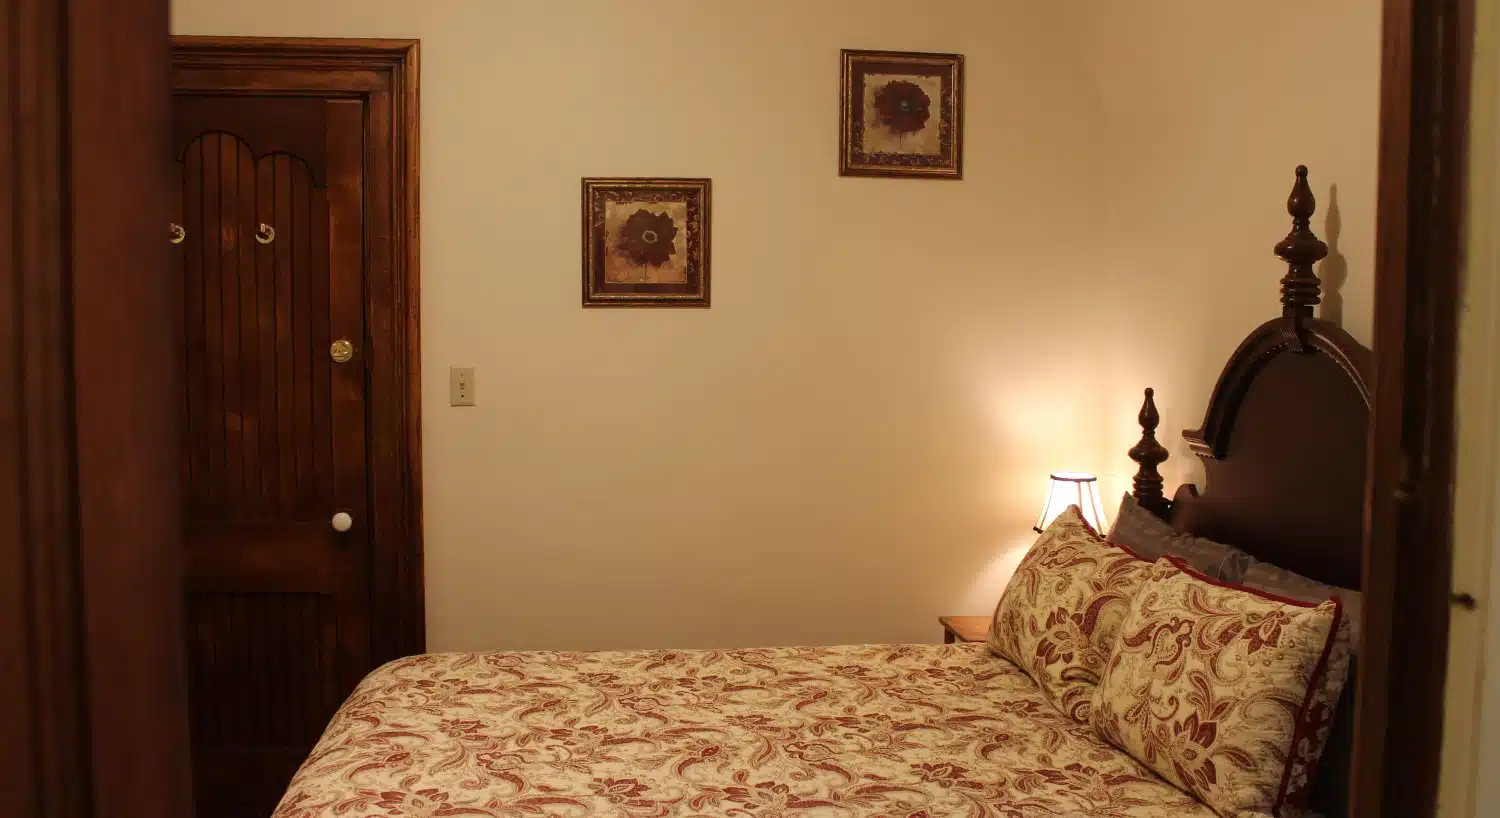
[1241,559,1363,647]
[1107,493,1252,582]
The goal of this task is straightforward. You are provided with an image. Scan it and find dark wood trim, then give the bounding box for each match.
[174,36,422,66]
[72,0,194,814]
[1355,0,1474,816]
[2,3,88,817]
[170,36,426,663]
[3,2,193,818]
[173,68,388,94]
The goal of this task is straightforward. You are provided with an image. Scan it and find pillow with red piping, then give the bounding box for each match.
[1090,556,1354,818]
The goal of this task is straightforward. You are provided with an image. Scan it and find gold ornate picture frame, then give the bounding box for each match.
[581,177,711,308]
[840,49,964,180]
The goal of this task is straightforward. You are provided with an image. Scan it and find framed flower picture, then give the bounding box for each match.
[581,177,711,308]
[840,49,964,180]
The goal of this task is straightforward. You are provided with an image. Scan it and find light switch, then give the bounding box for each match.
[450,366,476,406]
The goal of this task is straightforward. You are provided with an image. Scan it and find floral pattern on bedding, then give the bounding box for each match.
[273,643,1215,818]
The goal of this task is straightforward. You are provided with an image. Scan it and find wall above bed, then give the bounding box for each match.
[1060,0,1382,497]
[169,0,1381,652]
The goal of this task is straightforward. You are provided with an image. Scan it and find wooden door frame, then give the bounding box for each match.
[4,1,193,818]
[171,36,426,663]
[1356,0,1474,816]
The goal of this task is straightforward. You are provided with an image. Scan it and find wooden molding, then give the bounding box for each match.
[1356,0,1474,816]
[173,35,420,68]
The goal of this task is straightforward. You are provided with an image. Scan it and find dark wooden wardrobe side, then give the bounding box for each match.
[1,1,192,818]
[1355,0,1474,816]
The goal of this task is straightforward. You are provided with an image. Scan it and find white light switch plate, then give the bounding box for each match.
[450,366,476,406]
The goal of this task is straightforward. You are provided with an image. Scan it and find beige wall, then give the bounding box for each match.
[1059,0,1382,484]
[171,0,1382,651]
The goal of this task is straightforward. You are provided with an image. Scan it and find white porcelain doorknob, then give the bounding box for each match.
[331,511,353,533]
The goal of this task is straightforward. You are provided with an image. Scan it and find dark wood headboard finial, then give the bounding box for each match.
[1274,165,1329,333]
[1161,165,1371,593]
[1128,387,1171,518]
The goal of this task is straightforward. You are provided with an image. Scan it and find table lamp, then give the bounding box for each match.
[1033,472,1109,534]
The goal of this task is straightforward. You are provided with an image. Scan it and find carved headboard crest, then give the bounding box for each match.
[1126,166,1372,590]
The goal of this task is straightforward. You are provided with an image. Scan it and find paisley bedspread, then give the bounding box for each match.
[273,642,1214,817]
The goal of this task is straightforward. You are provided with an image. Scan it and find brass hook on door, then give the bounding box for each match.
[255,223,276,245]
[169,222,186,245]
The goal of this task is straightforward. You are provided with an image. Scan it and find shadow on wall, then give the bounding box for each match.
[1320,183,1347,328]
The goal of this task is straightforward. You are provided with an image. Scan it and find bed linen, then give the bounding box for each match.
[273,642,1215,818]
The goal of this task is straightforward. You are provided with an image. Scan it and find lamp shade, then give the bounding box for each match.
[1033,472,1109,534]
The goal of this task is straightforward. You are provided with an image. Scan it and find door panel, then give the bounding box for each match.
[174,94,367,818]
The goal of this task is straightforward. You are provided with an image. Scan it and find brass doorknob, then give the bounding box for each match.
[331,511,353,533]
[330,339,354,363]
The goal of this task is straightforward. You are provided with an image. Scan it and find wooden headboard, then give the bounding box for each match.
[1128,166,1373,590]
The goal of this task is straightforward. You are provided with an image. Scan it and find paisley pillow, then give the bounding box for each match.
[1090,556,1354,818]
[988,505,1154,722]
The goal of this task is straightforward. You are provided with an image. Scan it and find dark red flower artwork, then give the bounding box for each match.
[841,50,963,178]
[615,208,678,267]
[583,177,710,307]
[872,80,931,134]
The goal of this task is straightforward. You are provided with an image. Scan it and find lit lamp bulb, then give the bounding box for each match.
[1033,472,1109,533]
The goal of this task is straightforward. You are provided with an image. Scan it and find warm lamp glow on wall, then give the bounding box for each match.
[1033,473,1109,533]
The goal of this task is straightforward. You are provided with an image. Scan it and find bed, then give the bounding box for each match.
[274,644,1214,817]
[273,167,1370,818]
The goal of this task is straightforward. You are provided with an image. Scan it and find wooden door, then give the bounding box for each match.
[173,94,371,818]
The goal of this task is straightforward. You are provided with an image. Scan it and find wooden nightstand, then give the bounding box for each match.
[939,615,991,644]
